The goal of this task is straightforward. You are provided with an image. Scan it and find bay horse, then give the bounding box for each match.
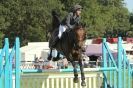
[47,11,86,86]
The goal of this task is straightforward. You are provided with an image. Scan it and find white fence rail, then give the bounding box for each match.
[21,73,103,88]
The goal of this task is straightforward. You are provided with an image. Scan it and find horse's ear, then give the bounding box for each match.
[80,23,86,28]
[82,23,86,28]
[51,9,60,16]
[77,22,86,28]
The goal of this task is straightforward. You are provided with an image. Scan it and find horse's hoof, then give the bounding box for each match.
[73,77,79,83]
[81,81,86,86]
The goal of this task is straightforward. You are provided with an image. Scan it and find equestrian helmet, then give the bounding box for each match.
[73,4,82,12]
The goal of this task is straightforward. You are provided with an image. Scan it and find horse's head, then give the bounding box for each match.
[73,24,86,48]
[68,24,86,61]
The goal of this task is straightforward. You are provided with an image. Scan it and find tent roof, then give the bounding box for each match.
[84,44,117,56]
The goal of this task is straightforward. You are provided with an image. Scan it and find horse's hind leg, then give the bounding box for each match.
[79,59,86,86]
[47,48,52,60]
[71,60,79,83]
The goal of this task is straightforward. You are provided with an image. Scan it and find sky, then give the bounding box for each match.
[124,0,133,12]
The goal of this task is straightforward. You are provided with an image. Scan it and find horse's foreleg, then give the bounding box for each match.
[79,59,86,86]
[71,61,79,83]
[47,48,52,60]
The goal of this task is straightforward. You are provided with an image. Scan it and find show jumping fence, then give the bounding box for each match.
[0,38,20,88]
[102,37,133,88]
[21,72,103,88]
[0,37,133,88]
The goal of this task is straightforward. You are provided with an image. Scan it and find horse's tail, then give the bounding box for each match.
[51,10,60,29]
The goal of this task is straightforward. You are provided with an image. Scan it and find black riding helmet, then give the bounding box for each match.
[72,4,82,12]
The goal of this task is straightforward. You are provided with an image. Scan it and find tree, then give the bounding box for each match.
[127,13,133,37]
[0,0,64,46]
[0,0,131,47]
[0,32,4,48]
[61,0,130,38]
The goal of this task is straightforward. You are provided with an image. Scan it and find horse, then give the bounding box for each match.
[47,10,86,86]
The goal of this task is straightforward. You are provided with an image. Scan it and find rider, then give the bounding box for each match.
[51,4,82,48]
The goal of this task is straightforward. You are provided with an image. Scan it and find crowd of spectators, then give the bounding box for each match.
[33,54,102,70]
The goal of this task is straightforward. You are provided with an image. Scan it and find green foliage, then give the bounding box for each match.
[0,0,132,47]
[61,0,130,38]
[0,0,64,46]
[0,32,4,48]
[127,13,133,37]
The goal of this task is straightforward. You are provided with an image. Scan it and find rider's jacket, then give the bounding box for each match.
[61,12,80,29]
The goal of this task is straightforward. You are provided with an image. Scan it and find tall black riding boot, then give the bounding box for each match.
[51,37,59,48]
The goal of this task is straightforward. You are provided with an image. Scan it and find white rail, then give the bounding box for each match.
[41,73,102,88]
[21,73,103,88]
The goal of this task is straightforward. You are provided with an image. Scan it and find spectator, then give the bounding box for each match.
[34,57,39,69]
[62,57,68,69]
[89,55,99,68]
[57,57,68,69]
[39,57,44,69]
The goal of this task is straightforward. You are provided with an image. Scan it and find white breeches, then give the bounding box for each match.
[58,25,67,39]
